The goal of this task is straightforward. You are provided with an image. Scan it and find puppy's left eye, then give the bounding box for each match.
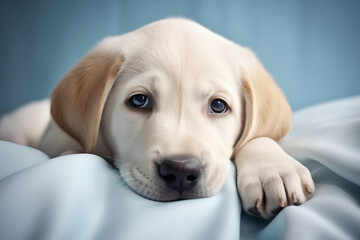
[129,94,151,109]
[209,99,228,114]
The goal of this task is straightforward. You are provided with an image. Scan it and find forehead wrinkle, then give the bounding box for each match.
[115,64,164,107]
[196,77,237,105]
[145,39,189,122]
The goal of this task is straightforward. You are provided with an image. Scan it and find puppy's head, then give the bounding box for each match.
[51,18,291,201]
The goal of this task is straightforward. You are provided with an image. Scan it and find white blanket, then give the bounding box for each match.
[0,96,359,240]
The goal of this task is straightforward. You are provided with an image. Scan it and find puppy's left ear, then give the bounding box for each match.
[51,47,124,153]
[234,47,292,152]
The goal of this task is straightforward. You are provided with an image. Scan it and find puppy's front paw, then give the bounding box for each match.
[235,137,315,218]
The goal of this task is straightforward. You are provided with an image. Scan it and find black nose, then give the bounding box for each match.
[158,156,203,193]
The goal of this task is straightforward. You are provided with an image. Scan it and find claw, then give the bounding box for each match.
[291,193,298,204]
[305,185,312,194]
[255,199,261,208]
[279,198,285,207]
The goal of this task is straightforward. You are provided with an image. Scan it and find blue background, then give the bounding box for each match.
[1,0,359,116]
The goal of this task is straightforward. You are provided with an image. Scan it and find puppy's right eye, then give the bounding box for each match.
[129,94,151,109]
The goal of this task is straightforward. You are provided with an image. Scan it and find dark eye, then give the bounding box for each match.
[129,94,151,109]
[209,99,228,114]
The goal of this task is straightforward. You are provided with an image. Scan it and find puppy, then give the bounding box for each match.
[1,18,314,218]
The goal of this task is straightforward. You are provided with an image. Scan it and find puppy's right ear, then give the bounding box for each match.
[51,45,124,153]
[233,47,292,153]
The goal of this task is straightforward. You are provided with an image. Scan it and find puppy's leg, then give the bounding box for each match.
[234,137,314,218]
[0,99,50,147]
[38,119,83,158]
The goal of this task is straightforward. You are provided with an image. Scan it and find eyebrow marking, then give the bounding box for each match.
[149,76,160,99]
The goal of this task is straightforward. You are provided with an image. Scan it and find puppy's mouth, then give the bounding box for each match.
[118,156,223,201]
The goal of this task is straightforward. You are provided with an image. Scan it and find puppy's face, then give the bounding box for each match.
[104,29,242,200]
[51,19,291,203]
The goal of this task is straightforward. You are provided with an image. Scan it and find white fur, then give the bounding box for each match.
[0,99,50,147]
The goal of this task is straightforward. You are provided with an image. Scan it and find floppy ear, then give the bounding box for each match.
[234,47,292,152]
[51,48,124,153]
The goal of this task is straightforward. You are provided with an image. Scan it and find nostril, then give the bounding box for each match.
[163,173,177,182]
[186,174,197,182]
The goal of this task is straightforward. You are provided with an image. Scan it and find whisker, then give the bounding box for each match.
[101,155,123,166]
[116,172,136,188]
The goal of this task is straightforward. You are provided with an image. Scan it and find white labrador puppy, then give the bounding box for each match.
[0,18,314,218]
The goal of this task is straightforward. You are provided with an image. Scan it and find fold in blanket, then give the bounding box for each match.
[0,96,359,240]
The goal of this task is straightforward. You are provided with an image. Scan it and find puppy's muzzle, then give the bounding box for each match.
[158,156,203,193]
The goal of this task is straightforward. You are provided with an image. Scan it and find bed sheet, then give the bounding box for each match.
[0,96,359,240]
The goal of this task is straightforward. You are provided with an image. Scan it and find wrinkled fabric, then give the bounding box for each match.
[0,96,359,240]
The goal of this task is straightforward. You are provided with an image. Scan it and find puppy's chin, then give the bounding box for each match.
[130,185,220,202]
[139,190,202,202]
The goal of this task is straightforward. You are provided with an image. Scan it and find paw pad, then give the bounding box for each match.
[271,206,284,215]
[248,207,261,217]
